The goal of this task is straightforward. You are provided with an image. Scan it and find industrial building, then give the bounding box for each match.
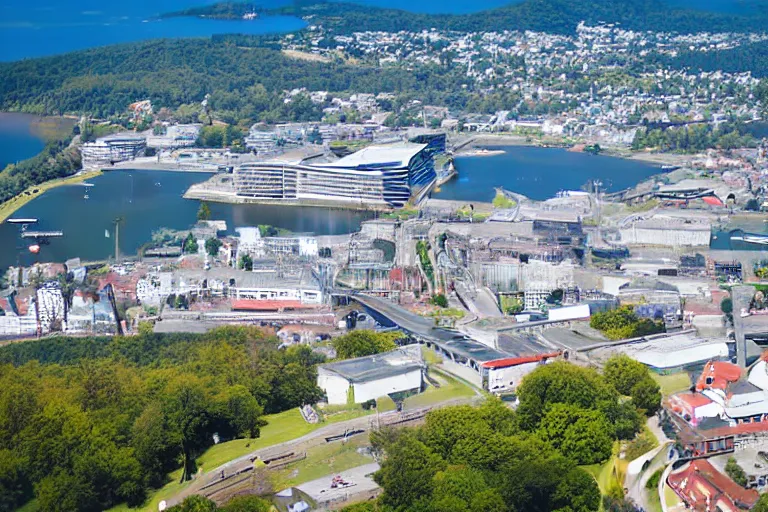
[233,143,436,208]
[80,135,146,168]
[317,345,424,405]
[425,333,562,395]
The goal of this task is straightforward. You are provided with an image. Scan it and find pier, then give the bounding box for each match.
[21,230,63,239]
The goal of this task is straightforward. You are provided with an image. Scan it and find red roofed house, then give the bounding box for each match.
[668,392,721,427]
[696,361,742,392]
[667,459,758,511]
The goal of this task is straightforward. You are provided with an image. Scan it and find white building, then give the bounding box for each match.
[81,135,147,168]
[244,128,278,154]
[146,124,201,148]
[233,143,436,208]
[317,345,424,405]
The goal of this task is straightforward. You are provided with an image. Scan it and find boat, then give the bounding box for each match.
[84,194,89,199]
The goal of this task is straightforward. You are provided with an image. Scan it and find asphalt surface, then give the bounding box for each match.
[297,462,381,503]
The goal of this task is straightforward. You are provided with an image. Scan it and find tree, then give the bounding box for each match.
[553,467,602,512]
[430,294,449,308]
[239,254,253,271]
[753,493,768,512]
[591,306,664,340]
[332,330,400,360]
[219,385,265,439]
[167,495,218,512]
[163,377,213,481]
[183,233,199,254]
[373,431,446,510]
[0,449,32,511]
[604,355,649,396]
[205,238,222,257]
[197,201,211,221]
[538,403,613,465]
[516,361,619,430]
[725,457,748,487]
[431,466,503,512]
[220,495,272,512]
[630,376,662,416]
[131,403,182,488]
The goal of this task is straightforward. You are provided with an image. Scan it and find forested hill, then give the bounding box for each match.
[265,0,768,35]
[0,39,473,118]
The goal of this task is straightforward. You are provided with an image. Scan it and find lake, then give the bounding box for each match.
[0,170,373,270]
[437,146,664,202]
[1,0,755,61]
[0,146,665,269]
[0,113,45,170]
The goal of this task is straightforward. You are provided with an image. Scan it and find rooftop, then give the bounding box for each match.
[324,143,427,168]
[319,345,423,383]
[667,459,759,511]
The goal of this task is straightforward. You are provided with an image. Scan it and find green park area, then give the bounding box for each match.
[651,371,692,396]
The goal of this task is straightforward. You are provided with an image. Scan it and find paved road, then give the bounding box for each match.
[297,462,381,504]
[625,416,674,512]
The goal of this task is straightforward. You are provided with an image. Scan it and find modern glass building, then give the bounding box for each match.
[81,135,146,168]
[234,143,436,208]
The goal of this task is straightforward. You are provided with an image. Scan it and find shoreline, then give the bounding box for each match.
[0,169,103,223]
[183,186,395,212]
[452,133,695,167]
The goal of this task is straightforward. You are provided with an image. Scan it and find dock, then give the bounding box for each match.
[21,231,63,239]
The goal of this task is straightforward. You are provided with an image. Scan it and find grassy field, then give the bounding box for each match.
[0,170,102,223]
[651,372,692,396]
[404,371,476,409]
[271,435,373,490]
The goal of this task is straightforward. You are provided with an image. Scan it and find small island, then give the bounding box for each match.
[158,2,260,21]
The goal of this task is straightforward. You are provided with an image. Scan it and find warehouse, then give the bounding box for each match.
[317,345,424,405]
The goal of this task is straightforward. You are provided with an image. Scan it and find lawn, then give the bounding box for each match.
[271,435,373,490]
[197,409,321,472]
[404,371,476,409]
[651,372,692,396]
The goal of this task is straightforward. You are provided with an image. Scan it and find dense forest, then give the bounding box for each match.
[159,0,768,37]
[264,0,768,36]
[0,326,325,511]
[631,121,759,152]
[657,40,768,79]
[0,132,81,205]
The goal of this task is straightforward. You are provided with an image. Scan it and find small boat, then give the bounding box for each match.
[155,182,162,187]
[84,194,89,199]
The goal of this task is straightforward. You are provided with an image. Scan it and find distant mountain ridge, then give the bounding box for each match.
[258,0,768,35]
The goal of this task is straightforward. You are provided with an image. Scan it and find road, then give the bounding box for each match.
[297,462,381,505]
[352,293,459,341]
[625,416,674,512]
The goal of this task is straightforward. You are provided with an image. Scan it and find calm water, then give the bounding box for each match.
[0,0,305,61]
[437,146,664,202]
[1,0,755,61]
[0,170,372,269]
[0,113,45,170]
